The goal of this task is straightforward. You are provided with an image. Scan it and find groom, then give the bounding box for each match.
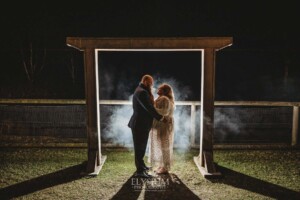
[128,74,167,178]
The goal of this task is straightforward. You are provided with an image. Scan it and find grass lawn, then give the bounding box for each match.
[0,147,299,200]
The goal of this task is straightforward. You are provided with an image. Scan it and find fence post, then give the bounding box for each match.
[292,106,299,146]
[190,104,196,147]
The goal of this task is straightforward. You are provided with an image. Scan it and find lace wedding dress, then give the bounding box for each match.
[148,96,175,171]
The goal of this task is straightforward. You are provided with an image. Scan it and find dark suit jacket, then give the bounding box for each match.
[128,83,162,131]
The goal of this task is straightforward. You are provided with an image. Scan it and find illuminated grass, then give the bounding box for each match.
[0,148,299,199]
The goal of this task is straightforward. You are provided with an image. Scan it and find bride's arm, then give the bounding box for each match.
[154,96,170,116]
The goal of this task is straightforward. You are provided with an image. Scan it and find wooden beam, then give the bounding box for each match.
[1,99,300,107]
[84,48,103,174]
[66,37,232,50]
[196,48,222,177]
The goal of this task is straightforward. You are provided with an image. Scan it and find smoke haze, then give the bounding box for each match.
[103,75,195,152]
[102,74,244,151]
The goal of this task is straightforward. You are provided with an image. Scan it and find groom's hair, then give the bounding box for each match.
[141,74,154,105]
[141,74,153,85]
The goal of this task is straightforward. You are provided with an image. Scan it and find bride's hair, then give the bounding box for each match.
[158,83,175,103]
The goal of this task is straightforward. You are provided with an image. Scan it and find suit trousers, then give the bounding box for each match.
[131,128,150,172]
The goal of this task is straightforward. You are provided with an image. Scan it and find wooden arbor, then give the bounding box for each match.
[66,37,233,177]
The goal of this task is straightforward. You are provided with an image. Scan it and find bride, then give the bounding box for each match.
[148,83,175,174]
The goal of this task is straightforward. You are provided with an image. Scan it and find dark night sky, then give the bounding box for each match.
[0,1,299,101]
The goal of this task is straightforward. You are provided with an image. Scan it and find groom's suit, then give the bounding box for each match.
[128,83,163,173]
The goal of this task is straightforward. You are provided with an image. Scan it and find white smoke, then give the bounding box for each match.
[153,75,192,101]
[103,104,133,147]
[102,75,244,150]
[173,105,192,152]
[102,76,194,152]
[214,108,242,142]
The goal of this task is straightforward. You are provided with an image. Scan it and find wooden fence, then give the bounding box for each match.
[0,99,299,146]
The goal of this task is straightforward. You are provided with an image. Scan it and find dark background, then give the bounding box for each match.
[0,1,299,101]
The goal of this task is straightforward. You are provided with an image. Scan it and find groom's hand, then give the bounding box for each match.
[162,116,171,123]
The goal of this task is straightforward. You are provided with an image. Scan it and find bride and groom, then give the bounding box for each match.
[128,74,175,178]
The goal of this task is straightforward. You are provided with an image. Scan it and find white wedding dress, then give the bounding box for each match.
[148,95,175,171]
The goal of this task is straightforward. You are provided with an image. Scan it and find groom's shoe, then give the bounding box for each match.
[135,171,153,178]
[143,166,152,171]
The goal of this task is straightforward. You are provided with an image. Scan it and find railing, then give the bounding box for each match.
[0,99,299,146]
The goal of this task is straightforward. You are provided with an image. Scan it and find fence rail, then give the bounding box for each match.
[0,99,299,146]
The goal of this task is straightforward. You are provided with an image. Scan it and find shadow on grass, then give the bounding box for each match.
[111,173,200,200]
[0,162,88,199]
[110,175,143,200]
[210,165,300,200]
